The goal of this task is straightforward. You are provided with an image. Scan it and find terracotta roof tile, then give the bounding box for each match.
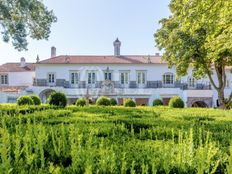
[39,55,166,64]
[0,86,27,92]
[0,63,35,72]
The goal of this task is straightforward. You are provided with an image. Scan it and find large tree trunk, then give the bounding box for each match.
[205,62,230,109]
[217,88,228,109]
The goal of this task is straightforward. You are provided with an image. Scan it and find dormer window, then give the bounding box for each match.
[163,73,174,85]
[0,74,8,85]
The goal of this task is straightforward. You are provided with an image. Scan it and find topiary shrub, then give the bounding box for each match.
[96,96,111,106]
[124,98,136,107]
[169,96,184,108]
[30,95,41,105]
[110,98,117,106]
[48,92,67,108]
[153,99,163,106]
[17,96,34,106]
[76,98,86,107]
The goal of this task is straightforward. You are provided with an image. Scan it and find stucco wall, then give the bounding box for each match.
[8,72,35,86]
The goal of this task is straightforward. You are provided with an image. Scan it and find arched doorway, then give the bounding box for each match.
[192,101,208,108]
[39,89,56,103]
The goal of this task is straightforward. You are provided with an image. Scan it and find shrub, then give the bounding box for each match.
[169,96,184,108]
[17,96,34,106]
[96,96,111,106]
[153,99,163,106]
[48,92,67,108]
[76,98,86,107]
[30,95,41,105]
[110,98,117,106]
[124,98,136,107]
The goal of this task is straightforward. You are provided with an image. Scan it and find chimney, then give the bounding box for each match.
[20,57,26,67]
[155,53,160,56]
[36,55,40,63]
[113,38,121,56]
[51,46,56,57]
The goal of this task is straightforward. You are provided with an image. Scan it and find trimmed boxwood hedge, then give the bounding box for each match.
[48,92,67,108]
[169,96,184,108]
[76,98,87,107]
[96,96,111,106]
[17,96,34,106]
[124,98,136,107]
[30,95,41,105]
[153,99,163,106]
[110,98,117,106]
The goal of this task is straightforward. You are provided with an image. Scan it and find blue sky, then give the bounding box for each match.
[0,0,171,65]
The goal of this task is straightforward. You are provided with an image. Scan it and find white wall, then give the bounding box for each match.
[8,72,35,86]
[34,63,232,107]
[36,64,179,82]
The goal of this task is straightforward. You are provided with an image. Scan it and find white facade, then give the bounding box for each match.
[7,72,35,86]
[1,39,231,107]
[31,62,226,107]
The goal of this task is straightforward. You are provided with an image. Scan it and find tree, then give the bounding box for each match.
[0,0,57,50]
[155,0,232,109]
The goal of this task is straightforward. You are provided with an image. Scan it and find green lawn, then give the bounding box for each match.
[0,105,232,173]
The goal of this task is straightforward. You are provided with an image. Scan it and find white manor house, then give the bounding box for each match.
[0,39,231,107]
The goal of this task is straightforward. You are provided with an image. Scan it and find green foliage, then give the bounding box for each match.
[153,99,163,106]
[110,98,117,106]
[96,96,111,106]
[0,106,232,172]
[76,98,86,107]
[48,92,67,108]
[169,96,184,108]
[17,96,34,106]
[154,0,232,108]
[0,0,57,50]
[30,95,41,105]
[124,98,136,107]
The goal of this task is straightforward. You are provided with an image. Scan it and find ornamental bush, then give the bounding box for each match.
[169,96,184,108]
[48,92,67,108]
[17,96,34,106]
[153,99,163,106]
[110,98,117,106]
[30,95,41,105]
[76,98,86,107]
[96,96,111,106]
[124,98,136,107]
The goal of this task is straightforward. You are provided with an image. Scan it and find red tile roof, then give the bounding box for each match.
[39,55,166,64]
[0,86,27,92]
[0,63,35,72]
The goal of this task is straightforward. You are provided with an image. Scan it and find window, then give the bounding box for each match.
[0,74,8,85]
[163,73,174,85]
[120,71,129,85]
[88,72,96,84]
[70,71,80,85]
[137,71,146,85]
[188,77,195,87]
[48,73,55,84]
[104,72,112,81]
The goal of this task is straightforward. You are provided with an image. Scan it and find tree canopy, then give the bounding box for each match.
[155,0,232,108]
[0,0,57,50]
